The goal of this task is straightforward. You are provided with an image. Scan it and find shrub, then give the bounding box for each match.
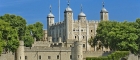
[86,51,129,60]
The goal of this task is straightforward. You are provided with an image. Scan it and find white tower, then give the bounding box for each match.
[100,2,109,21]
[47,5,55,36]
[64,0,73,41]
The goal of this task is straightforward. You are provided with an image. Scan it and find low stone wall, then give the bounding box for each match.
[83,51,111,60]
[128,54,138,60]
[0,52,15,60]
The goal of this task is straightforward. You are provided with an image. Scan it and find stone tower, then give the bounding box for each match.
[16,41,25,60]
[72,41,83,60]
[47,5,54,36]
[100,2,109,21]
[64,0,73,41]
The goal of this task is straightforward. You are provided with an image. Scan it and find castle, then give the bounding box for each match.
[46,1,109,51]
[0,1,111,60]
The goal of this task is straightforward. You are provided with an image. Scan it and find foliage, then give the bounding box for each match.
[0,14,27,40]
[32,22,43,41]
[86,57,108,60]
[0,19,19,53]
[86,51,129,60]
[24,22,43,47]
[23,25,34,47]
[88,38,94,47]
[0,41,5,54]
[90,20,140,54]
[0,14,44,54]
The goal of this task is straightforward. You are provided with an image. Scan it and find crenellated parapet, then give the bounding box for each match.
[50,21,64,27]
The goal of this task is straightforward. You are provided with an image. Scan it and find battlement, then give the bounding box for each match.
[73,20,99,23]
[32,41,50,47]
[25,47,71,52]
[88,20,99,23]
[51,21,64,26]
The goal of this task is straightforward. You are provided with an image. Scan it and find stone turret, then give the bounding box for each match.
[47,5,55,36]
[16,41,25,60]
[78,4,86,21]
[72,41,83,60]
[48,36,52,43]
[100,2,109,21]
[64,0,73,41]
[58,37,62,43]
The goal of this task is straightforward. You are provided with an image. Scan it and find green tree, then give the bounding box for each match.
[24,25,34,47]
[32,22,43,41]
[92,20,139,54]
[0,19,19,53]
[135,18,140,53]
[23,22,43,46]
[0,14,27,40]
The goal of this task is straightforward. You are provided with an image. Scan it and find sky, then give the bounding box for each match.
[0,0,140,29]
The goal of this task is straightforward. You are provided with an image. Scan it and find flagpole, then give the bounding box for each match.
[59,0,60,22]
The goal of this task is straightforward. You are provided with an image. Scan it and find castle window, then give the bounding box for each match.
[91,30,93,32]
[83,36,84,39]
[48,56,51,59]
[70,45,72,47]
[57,55,59,59]
[25,56,27,59]
[75,36,76,39]
[70,55,72,59]
[81,29,83,31]
[39,55,41,59]
[83,44,85,48]
[78,55,79,58]
[73,29,75,31]
[91,36,93,38]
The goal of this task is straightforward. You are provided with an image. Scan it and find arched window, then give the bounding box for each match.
[91,30,92,32]
[75,36,76,39]
[91,36,93,38]
[57,55,59,59]
[83,36,84,39]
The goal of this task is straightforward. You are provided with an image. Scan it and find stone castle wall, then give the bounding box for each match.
[0,52,15,60]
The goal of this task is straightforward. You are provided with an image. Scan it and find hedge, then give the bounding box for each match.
[86,51,129,60]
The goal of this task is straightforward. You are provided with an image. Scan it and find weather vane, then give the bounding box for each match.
[50,5,52,13]
[67,0,70,6]
[102,0,105,7]
[81,4,83,12]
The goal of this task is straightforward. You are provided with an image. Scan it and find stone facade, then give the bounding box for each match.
[47,2,109,52]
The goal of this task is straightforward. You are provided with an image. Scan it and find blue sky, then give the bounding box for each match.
[0,0,140,29]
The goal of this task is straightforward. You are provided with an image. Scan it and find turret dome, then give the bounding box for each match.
[65,6,72,12]
[47,5,54,18]
[78,12,86,17]
[47,13,54,18]
[64,0,72,12]
[78,4,86,17]
[100,2,108,13]
[100,7,108,13]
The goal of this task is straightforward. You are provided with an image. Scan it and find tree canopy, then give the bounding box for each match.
[0,14,26,40]
[0,14,44,54]
[91,18,140,54]
[24,22,43,47]
[0,19,19,53]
